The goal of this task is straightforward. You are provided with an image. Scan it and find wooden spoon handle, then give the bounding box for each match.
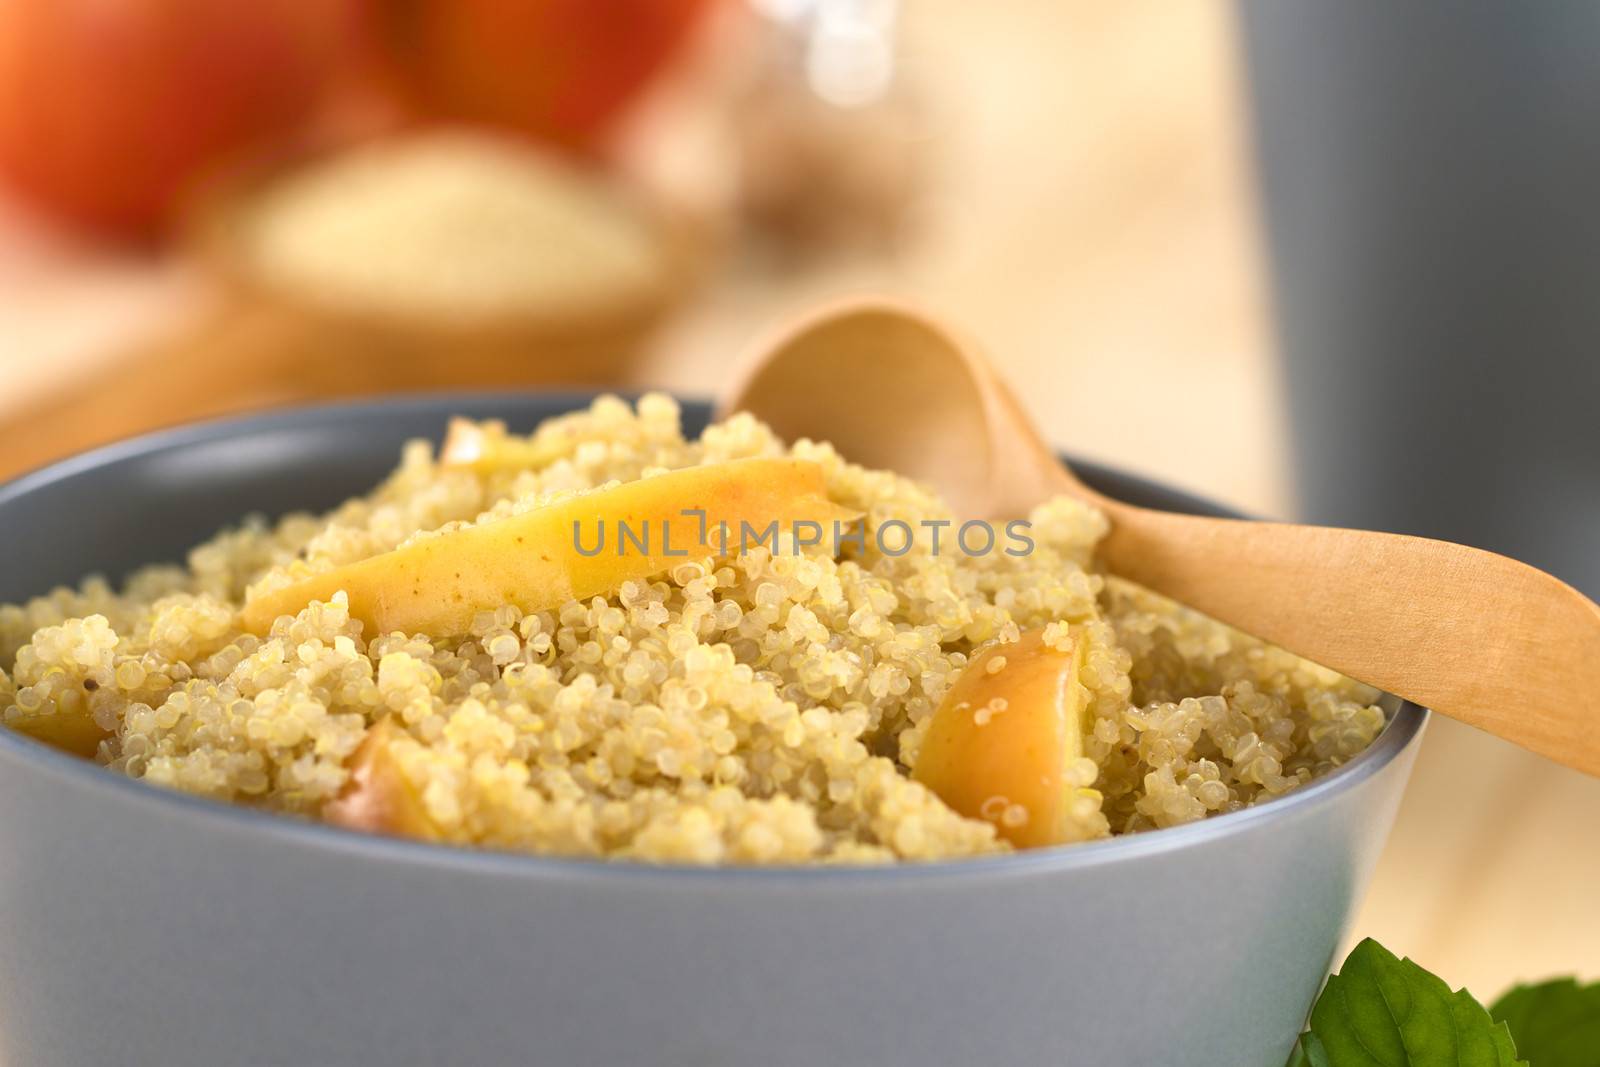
[1097,502,1600,776]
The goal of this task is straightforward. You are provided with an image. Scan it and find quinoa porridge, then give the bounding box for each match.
[0,395,1385,863]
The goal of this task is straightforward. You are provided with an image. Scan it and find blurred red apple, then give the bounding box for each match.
[0,0,359,238]
[366,0,714,153]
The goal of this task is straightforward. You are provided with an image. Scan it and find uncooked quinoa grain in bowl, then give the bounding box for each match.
[0,394,1385,864]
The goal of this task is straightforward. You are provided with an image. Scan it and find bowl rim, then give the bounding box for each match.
[0,393,1428,886]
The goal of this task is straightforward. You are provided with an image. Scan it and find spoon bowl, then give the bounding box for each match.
[725,298,1077,518]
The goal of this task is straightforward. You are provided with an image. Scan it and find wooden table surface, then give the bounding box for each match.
[1,0,1594,999]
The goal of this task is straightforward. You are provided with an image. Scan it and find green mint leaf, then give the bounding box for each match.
[1287,1033,1332,1067]
[1300,938,1526,1066]
[1490,978,1600,1067]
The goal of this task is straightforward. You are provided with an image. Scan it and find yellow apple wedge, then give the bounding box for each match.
[241,457,860,638]
[912,627,1091,849]
[324,717,442,841]
[5,700,109,759]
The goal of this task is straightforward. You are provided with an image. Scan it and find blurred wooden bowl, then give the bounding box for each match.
[187,136,709,390]
[0,137,711,479]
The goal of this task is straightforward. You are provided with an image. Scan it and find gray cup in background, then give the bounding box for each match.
[1239,2,1600,597]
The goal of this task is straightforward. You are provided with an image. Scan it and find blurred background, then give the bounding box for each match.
[0,0,1594,996]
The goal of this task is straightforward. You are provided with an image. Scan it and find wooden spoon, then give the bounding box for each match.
[718,296,1600,777]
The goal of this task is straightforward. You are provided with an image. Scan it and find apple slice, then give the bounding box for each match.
[241,457,859,638]
[4,700,109,759]
[324,717,442,841]
[912,627,1092,849]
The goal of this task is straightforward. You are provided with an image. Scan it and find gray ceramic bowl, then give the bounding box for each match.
[0,395,1426,1067]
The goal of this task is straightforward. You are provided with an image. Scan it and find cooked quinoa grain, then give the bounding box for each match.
[0,395,1385,863]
